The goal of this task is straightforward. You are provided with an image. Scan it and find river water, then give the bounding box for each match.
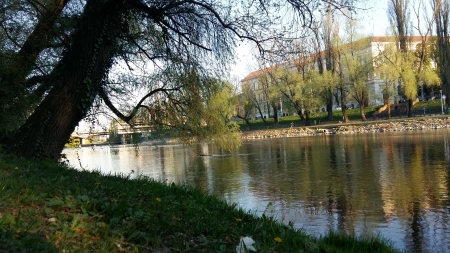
[63,129,450,252]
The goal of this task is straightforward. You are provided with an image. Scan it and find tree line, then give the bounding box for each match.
[235,0,449,125]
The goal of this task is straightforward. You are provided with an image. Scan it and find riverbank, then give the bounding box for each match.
[242,116,450,139]
[0,155,398,252]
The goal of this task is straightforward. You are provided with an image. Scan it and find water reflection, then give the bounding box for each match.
[64,130,450,252]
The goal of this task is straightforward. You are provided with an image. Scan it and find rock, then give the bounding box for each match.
[241,118,450,140]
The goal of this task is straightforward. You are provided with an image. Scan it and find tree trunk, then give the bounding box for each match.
[296,109,305,121]
[1,0,68,88]
[0,0,69,137]
[256,106,268,125]
[273,106,278,123]
[387,103,391,119]
[304,111,311,126]
[359,106,366,121]
[340,87,349,123]
[326,91,333,120]
[407,99,414,117]
[9,0,124,160]
[435,0,450,112]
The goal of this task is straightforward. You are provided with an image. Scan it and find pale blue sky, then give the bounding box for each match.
[358,1,390,36]
[230,1,392,80]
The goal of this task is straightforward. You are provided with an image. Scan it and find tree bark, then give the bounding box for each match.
[2,0,69,88]
[326,90,333,120]
[340,87,349,123]
[407,99,414,117]
[0,0,69,136]
[435,0,450,110]
[359,106,366,121]
[9,0,124,160]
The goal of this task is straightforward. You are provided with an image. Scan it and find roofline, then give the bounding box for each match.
[241,35,436,82]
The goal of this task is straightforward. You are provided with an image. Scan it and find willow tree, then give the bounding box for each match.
[339,15,372,121]
[237,82,257,125]
[269,67,306,122]
[312,4,340,120]
[1,0,359,160]
[389,0,411,52]
[313,69,339,116]
[375,46,401,118]
[433,0,450,107]
[0,0,71,138]
[388,0,418,116]
[411,0,441,100]
[341,40,373,121]
[378,42,421,116]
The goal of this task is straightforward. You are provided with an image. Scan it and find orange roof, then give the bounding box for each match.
[370,35,433,42]
[241,65,277,82]
[240,36,435,82]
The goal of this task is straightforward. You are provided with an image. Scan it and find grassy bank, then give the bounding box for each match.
[0,154,399,252]
[240,99,445,130]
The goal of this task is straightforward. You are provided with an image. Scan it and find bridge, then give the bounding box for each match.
[71,124,153,145]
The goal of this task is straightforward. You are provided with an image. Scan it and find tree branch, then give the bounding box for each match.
[99,86,180,125]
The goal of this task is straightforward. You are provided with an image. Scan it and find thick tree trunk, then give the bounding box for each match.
[359,106,366,121]
[340,87,348,123]
[0,0,69,137]
[436,1,450,112]
[295,109,305,121]
[327,93,333,120]
[9,0,124,160]
[304,111,311,126]
[407,99,414,117]
[272,106,278,123]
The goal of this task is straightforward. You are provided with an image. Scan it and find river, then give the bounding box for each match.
[63,129,450,252]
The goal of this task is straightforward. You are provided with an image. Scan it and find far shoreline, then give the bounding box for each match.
[241,115,450,140]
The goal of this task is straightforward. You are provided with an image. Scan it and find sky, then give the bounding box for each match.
[229,1,391,81]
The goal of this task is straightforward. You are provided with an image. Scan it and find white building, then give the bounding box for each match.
[240,36,433,120]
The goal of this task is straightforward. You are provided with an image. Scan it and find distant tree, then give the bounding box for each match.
[241,79,269,125]
[432,0,450,107]
[269,67,306,123]
[236,84,257,126]
[313,70,339,119]
[388,0,418,116]
[313,4,340,120]
[258,71,277,123]
[375,45,400,118]
[339,16,373,121]
[341,41,373,121]
[411,0,441,98]
[389,0,411,52]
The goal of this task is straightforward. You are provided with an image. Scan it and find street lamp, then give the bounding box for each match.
[440,90,444,114]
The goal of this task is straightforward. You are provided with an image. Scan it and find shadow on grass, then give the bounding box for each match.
[0,229,57,253]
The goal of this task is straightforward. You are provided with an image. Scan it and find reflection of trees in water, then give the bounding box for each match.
[409,201,425,252]
[237,132,449,252]
[376,132,450,252]
[87,132,450,251]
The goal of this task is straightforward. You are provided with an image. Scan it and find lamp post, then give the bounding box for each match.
[441,90,444,114]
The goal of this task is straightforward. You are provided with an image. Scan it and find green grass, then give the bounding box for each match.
[239,100,446,130]
[0,154,400,252]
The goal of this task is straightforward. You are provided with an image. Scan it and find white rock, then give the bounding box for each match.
[236,236,257,253]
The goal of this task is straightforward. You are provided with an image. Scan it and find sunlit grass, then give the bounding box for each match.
[238,100,447,130]
[0,154,400,252]
[238,105,384,129]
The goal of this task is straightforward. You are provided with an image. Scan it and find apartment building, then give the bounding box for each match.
[240,36,432,120]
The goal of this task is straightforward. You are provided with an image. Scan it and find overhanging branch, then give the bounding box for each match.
[99,86,180,124]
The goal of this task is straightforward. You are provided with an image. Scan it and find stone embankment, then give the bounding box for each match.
[242,117,450,140]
